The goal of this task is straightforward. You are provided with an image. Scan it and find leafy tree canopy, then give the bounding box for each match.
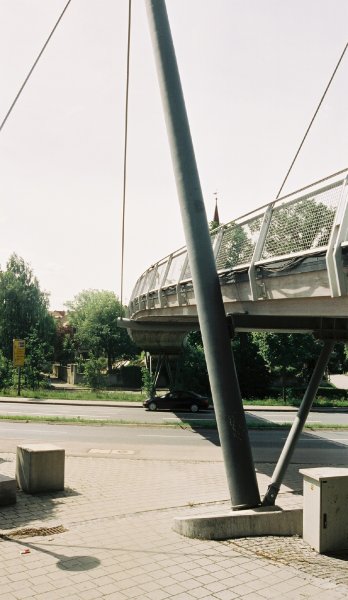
[66,289,137,371]
[252,332,322,384]
[0,253,55,359]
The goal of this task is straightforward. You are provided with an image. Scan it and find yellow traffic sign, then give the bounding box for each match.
[13,339,25,367]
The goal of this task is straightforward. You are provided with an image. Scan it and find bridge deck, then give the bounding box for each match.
[125,171,348,350]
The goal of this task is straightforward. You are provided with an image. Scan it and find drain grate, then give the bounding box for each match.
[0,525,68,539]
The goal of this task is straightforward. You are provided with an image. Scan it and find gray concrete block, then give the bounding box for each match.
[16,443,65,493]
[0,474,17,505]
[173,505,303,540]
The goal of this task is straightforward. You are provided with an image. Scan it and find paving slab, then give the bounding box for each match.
[0,449,347,599]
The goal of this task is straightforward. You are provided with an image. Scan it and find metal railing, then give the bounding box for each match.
[129,170,348,316]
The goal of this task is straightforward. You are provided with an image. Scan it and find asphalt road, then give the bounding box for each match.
[0,400,348,426]
[1,421,348,466]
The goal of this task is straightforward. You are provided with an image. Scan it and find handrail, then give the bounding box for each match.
[129,171,348,315]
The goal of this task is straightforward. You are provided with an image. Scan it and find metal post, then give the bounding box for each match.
[262,339,334,506]
[145,0,260,508]
[17,367,21,396]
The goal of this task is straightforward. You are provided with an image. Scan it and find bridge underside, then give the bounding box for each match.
[123,252,348,353]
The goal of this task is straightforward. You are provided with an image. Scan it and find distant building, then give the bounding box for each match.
[51,310,71,331]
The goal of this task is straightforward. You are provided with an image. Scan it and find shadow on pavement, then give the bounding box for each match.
[0,487,81,531]
[1,534,101,571]
[182,409,348,498]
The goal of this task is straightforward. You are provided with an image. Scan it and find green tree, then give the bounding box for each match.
[0,254,55,358]
[0,254,56,387]
[66,289,137,372]
[232,333,271,398]
[176,330,271,399]
[328,342,348,375]
[83,356,107,389]
[0,351,14,390]
[253,332,323,399]
[22,329,53,389]
[53,322,76,365]
[176,332,210,395]
[141,365,156,397]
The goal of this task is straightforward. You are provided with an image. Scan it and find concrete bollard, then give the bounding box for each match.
[16,444,65,494]
[0,474,17,505]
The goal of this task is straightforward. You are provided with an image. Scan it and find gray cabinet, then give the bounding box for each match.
[300,467,348,553]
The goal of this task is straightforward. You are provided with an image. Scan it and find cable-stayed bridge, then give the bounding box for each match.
[123,170,348,352]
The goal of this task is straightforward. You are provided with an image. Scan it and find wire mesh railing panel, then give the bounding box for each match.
[215,215,263,271]
[182,261,192,281]
[137,271,152,296]
[163,251,187,286]
[261,182,342,260]
[129,172,348,310]
[132,274,146,298]
[150,260,169,291]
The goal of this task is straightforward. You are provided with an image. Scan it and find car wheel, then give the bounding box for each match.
[190,403,199,413]
[148,401,157,411]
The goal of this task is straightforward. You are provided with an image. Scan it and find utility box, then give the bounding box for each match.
[300,467,348,553]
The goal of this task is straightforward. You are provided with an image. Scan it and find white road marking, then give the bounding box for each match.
[138,434,199,438]
[163,417,211,422]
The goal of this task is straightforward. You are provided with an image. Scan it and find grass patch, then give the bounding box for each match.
[1,388,348,407]
[0,388,143,402]
[0,414,167,426]
[1,413,348,430]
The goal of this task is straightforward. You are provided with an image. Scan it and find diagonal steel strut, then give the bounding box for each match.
[262,339,335,506]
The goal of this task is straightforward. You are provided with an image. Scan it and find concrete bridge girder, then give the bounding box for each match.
[129,328,191,354]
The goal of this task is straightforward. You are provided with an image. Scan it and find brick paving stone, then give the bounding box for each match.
[163,584,187,595]
[195,575,216,585]
[0,590,17,600]
[257,587,281,599]
[187,589,213,599]
[214,591,238,600]
[1,451,348,600]
[143,590,170,600]
[242,593,271,600]
[123,586,147,598]
[11,589,36,600]
[180,580,201,591]
[230,583,262,596]
[75,589,103,600]
[205,581,227,593]
[141,582,163,593]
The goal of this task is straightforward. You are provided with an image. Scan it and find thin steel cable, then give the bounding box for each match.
[120,0,132,314]
[0,0,72,134]
[275,41,348,200]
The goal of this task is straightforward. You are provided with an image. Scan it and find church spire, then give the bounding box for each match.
[213,191,220,225]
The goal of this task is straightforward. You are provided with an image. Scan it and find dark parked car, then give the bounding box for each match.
[143,390,210,413]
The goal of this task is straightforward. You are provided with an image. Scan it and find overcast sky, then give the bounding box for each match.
[0,0,347,309]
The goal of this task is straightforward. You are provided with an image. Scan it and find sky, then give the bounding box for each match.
[0,0,347,310]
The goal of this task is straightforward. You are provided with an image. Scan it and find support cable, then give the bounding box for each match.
[120,0,132,313]
[275,42,348,200]
[0,0,73,134]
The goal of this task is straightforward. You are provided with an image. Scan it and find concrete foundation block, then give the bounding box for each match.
[0,474,17,505]
[16,444,65,493]
[173,506,303,540]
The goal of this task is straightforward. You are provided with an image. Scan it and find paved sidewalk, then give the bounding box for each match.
[1,445,348,599]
